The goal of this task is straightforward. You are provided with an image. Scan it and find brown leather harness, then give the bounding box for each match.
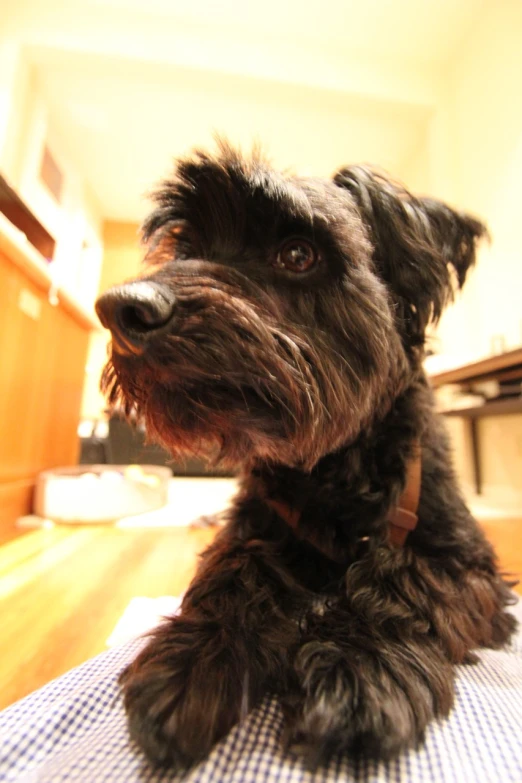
[266,442,422,556]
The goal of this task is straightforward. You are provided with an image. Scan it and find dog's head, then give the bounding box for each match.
[96,143,485,470]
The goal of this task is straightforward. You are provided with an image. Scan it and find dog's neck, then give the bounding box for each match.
[265,442,421,559]
[246,381,427,563]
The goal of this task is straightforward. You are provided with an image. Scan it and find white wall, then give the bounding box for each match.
[409,1,522,507]
[0,42,29,186]
[448,0,522,357]
[0,45,104,310]
[425,1,522,366]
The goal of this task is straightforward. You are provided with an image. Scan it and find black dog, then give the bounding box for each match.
[96,142,516,768]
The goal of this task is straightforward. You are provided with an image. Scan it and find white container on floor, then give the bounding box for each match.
[34,464,172,522]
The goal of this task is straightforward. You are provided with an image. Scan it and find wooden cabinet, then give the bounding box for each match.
[0,245,92,531]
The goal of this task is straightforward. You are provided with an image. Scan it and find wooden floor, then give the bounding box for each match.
[0,524,216,710]
[480,517,522,586]
[0,513,520,712]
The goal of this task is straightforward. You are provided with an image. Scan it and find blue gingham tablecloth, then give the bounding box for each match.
[1,600,522,783]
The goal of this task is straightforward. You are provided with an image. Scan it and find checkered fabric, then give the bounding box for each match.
[2,600,522,783]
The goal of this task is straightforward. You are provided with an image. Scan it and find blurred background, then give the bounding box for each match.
[0,0,521,707]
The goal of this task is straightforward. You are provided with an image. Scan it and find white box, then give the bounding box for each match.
[34,464,172,523]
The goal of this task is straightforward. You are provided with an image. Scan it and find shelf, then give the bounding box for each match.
[442,397,522,418]
[430,349,522,496]
[430,347,522,387]
[0,173,55,260]
[0,212,100,332]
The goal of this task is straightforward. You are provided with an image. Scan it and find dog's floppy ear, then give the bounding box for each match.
[333,166,487,341]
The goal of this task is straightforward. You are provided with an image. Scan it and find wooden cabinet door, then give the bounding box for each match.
[0,250,89,525]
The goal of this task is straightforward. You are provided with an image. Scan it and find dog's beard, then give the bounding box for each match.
[102,275,405,471]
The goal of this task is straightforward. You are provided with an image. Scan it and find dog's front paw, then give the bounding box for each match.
[120,619,245,767]
[283,640,453,765]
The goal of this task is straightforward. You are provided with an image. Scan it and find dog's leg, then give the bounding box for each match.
[283,544,517,765]
[119,528,300,767]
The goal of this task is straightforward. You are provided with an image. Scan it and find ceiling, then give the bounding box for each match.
[7,0,489,221]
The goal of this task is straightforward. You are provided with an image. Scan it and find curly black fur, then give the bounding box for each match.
[97,142,516,769]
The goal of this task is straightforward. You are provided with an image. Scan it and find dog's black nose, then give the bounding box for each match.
[95,281,176,355]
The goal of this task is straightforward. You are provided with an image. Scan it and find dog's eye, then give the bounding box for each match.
[275,239,319,273]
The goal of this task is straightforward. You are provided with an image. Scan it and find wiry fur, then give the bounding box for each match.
[98,143,516,769]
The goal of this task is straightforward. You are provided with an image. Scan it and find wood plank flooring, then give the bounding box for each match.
[477,517,522,587]
[0,509,520,712]
[0,524,216,710]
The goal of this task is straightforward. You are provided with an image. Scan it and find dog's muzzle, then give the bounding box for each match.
[96,281,176,356]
